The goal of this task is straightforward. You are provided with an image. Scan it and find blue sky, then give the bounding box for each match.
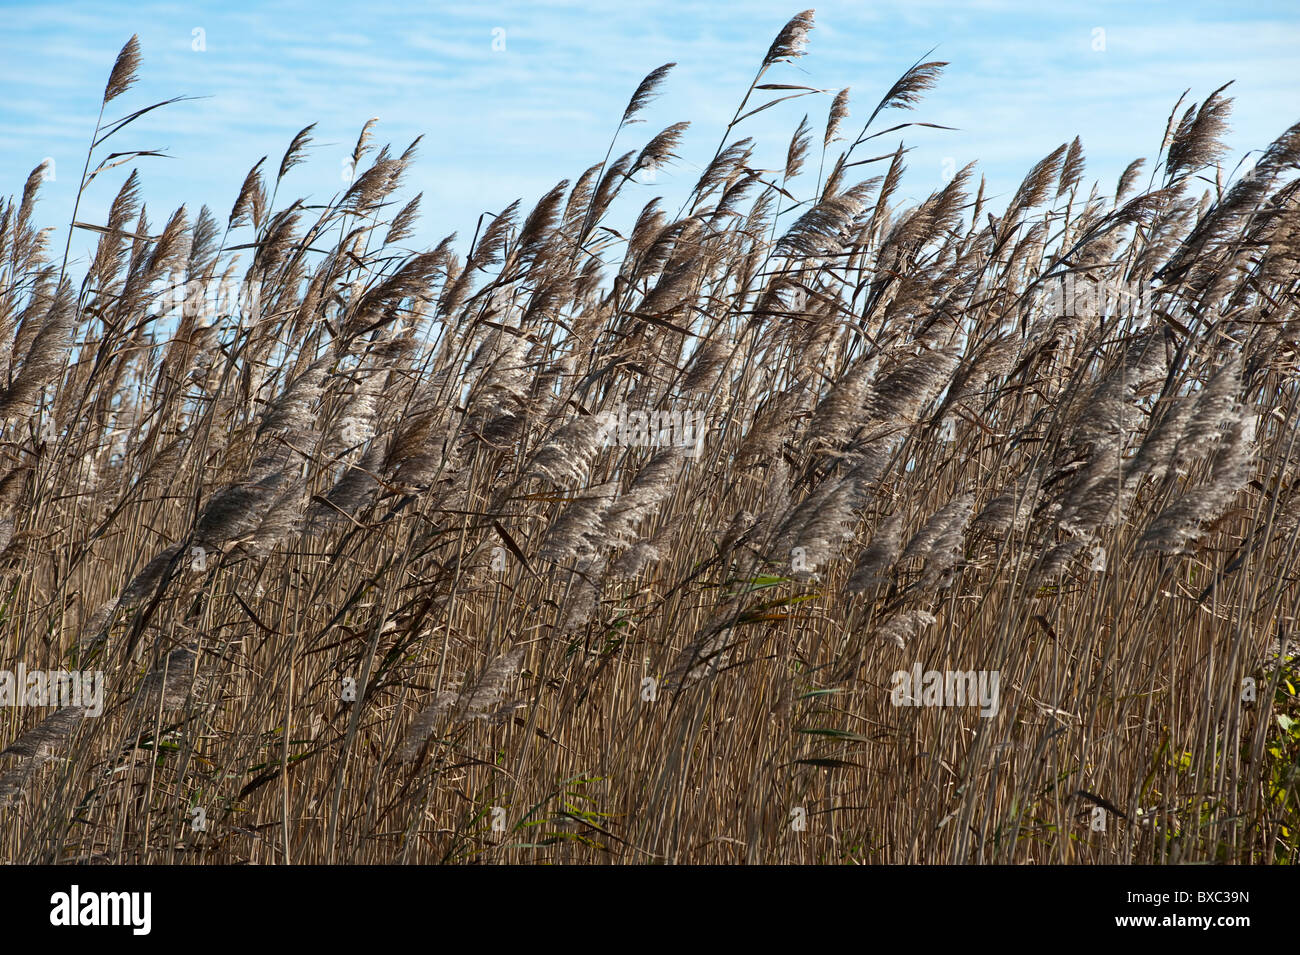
[2,0,1298,267]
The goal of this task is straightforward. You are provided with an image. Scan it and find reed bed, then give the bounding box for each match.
[1,13,1298,863]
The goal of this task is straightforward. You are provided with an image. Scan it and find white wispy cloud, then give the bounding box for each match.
[1,0,1295,264]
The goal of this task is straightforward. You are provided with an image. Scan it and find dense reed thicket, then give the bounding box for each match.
[2,12,1299,863]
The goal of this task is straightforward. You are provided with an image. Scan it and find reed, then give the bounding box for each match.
[1,12,1298,864]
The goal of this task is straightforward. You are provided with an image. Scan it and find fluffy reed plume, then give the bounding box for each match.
[1,19,1298,866]
[1166,85,1234,179]
[529,414,609,485]
[763,9,815,67]
[538,483,618,562]
[0,281,74,420]
[825,87,851,146]
[610,531,668,579]
[974,475,1042,538]
[229,158,267,231]
[874,609,937,649]
[0,707,83,807]
[902,492,975,587]
[631,122,691,179]
[663,609,740,689]
[103,35,141,104]
[785,114,814,180]
[858,57,947,134]
[787,189,875,263]
[805,360,875,453]
[901,493,974,563]
[601,448,687,545]
[0,706,84,760]
[622,63,676,126]
[398,647,526,761]
[135,644,209,711]
[845,511,905,594]
[1140,410,1255,553]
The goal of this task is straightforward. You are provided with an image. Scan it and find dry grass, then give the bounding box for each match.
[2,15,1299,864]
